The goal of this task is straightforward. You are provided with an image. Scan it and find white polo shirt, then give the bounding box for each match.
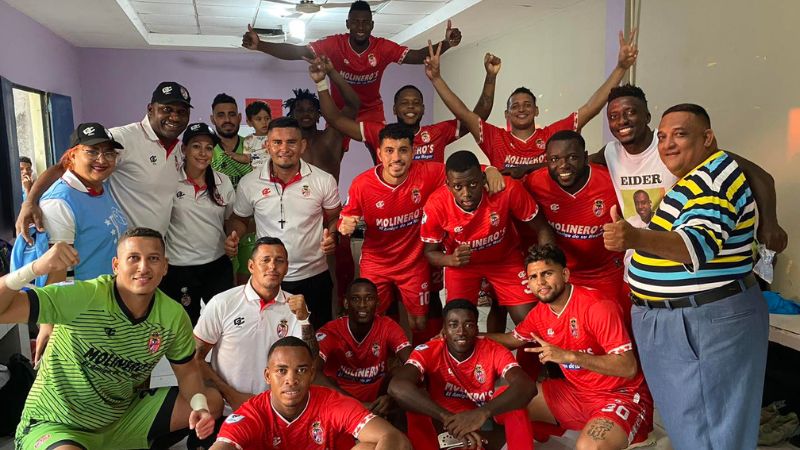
[194,282,303,410]
[108,117,183,235]
[233,159,340,282]
[166,169,235,266]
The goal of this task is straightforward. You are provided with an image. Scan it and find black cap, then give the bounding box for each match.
[70,123,124,149]
[151,81,192,108]
[182,122,220,146]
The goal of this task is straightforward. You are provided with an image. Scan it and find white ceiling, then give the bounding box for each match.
[3,0,583,51]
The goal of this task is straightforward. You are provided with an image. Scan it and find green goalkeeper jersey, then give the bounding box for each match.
[23,275,194,430]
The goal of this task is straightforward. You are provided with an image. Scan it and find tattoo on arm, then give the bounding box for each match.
[586,418,615,441]
[301,324,318,355]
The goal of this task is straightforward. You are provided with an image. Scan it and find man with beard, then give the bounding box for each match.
[16,81,192,241]
[592,84,787,254]
[242,1,462,125]
[524,131,627,319]
[210,93,252,189]
[485,244,653,450]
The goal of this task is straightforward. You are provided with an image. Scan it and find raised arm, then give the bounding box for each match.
[525,333,637,379]
[576,29,638,131]
[15,163,66,243]
[483,331,526,350]
[241,25,313,60]
[425,41,482,142]
[403,20,461,64]
[465,53,501,136]
[309,58,363,141]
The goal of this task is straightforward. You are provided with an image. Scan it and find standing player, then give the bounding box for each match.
[0,228,221,449]
[242,1,462,124]
[420,151,554,326]
[424,31,638,173]
[212,337,412,450]
[524,131,627,317]
[486,244,653,449]
[316,278,412,415]
[388,300,536,450]
[315,53,501,163]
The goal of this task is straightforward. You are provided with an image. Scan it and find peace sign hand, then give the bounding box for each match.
[524,333,575,365]
[424,40,443,81]
[617,28,639,70]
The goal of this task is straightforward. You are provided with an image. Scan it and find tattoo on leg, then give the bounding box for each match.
[586,418,614,441]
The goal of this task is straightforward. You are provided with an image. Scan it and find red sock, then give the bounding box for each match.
[494,408,535,450]
[405,411,439,450]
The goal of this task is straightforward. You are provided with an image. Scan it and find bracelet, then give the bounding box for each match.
[5,263,37,291]
[190,393,209,412]
[316,79,329,92]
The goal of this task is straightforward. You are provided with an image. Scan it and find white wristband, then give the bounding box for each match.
[316,79,329,92]
[5,263,37,291]
[298,313,311,326]
[190,393,209,412]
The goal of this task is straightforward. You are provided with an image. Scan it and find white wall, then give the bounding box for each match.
[635,0,800,296]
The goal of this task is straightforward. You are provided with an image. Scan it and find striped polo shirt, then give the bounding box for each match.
[629,150,756,300]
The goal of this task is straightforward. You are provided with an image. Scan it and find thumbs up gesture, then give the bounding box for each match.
[320,228,337,255]
[602,205,636,252]
[338,216,361,236]
[225,230,240,257]
[444,19,462,47]
[242,24,261,50]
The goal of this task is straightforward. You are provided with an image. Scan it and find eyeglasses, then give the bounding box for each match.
[82,149,119,160]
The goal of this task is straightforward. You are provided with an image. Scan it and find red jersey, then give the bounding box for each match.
[217,386,374,450]
[420,178,539,265]
[317,316,411,402]
[513,285,646,394]
[406,336,519,413]
[340,162,445,273]
[525,164,624,285]
[361,119,460,163]
[479,113,578,169]
[309,34,408,122]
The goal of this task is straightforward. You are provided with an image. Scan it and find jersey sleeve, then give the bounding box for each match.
[166,303,196,364]
[193,293,225,346]
[406,342,434,379]
[420,196,446,244]
[489,341,520,379]
[321,174,342,210]
[339,179,364,223]
[587,299,633,355]
[40,199,76,243]
[216,400,264,449]
[359,121,382,149]
[232,178,255,218]
[325,391,378,438]
[476,119,502,158]
[28,280,95,325]
[379,38,409,65]
[546,112,578,133]
[316,324,335,362]
[386,320,412,354]
[511,310,540,344]
[428,162,447,186]
[507,179,539,222]
[440,119,460,145]
[308,35,335,57]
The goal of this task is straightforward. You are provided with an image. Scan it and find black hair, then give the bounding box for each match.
[267,116,302,133]
[633,189,650,199]
[268,336,313,361]
[393,84,423,104]
[445,150,480,174]
[245,101,272,120]
[378,122,414,147]
[607,84,647,106]
[284,89,320,119]
[251,236,288,259]
[348,277,378,294]
[506,86,537,109]
[442,299,479,320]
[546,130,585,151]
[212,93,237,109]
[662,103,711,128]
[183,124,225,207]
[118,227,165,253]
[349,0,372,14]
[19,156,32,165]
[525,243,567,268]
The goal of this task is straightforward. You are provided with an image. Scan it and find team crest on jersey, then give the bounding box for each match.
[421,131,431,143]
[368,53,377,67]
[547,328,554,337]
[345,350,354,358]
[454,226,463,234]
[372,343,381,357]
[593,199,605,217]
[517,271,526,280]
[301,184,311,198]
[277,319,289,338]
[489,211,499,227]
[550,203,559,212]
[569,317,579,338]
[262,187,271,197]
[311,421,324,444]
[474,364,486,384]
[376,200,385,209]
[149,155,158,165]
[344,58,350,65]
[147,331,162,353]
[411,188,421,204]
[536,138,545,149]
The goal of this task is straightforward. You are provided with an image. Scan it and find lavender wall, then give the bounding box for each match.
[76,47,433,193]
[0,1,82,122]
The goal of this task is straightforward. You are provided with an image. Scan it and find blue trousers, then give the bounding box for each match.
[632,283,768,450]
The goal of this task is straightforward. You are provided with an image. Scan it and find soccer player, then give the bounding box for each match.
[424,31,637,174]
[486,244,653,450]
[316,278,412,415]
[315,53,501,163]
[242,0,462,124]
[524,130,627,317]
[388,300,536,450]
[212,337,412,450]
[0,227,221,449]
[420,151,554,325]
[210,93,252,188]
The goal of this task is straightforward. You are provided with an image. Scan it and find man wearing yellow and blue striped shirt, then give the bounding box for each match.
[603,103,769,450]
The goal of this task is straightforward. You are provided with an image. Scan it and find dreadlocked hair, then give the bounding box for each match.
[283,88,320,118]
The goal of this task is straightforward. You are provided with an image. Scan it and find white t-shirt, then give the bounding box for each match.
[108,117,183,235]
[233,159,340,281]
[243,134,269,168]
[194,283,303,413]
[166,169,235,266]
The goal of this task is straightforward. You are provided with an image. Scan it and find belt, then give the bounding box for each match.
[631,273,758,309]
